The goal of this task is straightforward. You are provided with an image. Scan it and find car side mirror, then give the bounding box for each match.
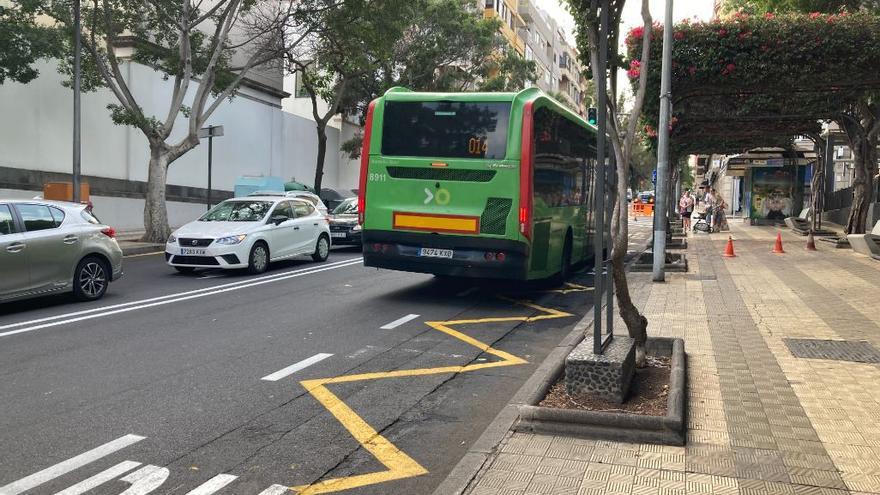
[270,215,289,225]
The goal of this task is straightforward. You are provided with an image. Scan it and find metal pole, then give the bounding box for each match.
[72,0,82,203]
[652,0,673,282]
[592,0,608,355]
[605,152,614,337]
[207,129,213,210]
[822,134,834,230]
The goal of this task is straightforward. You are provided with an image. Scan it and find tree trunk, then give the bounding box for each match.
[611,144,648,366]
[142,146,172,243]
[314,125,328,193]
[845,131,877,234]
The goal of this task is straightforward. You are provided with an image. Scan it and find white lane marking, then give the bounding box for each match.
[257,485,290,495]
[183,474,238,495]
[119,465,169,494]
[456,287,478,297]
[380,313,420,330]
[261,353,334,381]
[0,434,145,495]
[0,258,362,332]
[0,260,363,339]
[54,461,141,495]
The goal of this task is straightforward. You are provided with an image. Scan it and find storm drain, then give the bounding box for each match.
[783,338,880,364]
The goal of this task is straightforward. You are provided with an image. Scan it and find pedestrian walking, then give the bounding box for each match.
[714,191,729,232]
[679,189,694,232]
[704,188,717,230]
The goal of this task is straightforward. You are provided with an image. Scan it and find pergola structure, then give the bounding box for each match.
[627,11,880,231]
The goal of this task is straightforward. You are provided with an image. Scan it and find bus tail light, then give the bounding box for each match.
[519,101,534,239]
[358,99,377,225]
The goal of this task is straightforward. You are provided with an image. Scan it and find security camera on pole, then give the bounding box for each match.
[652,0,674,283]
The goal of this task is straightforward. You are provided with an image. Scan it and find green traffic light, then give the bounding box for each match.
[587,107,597,126]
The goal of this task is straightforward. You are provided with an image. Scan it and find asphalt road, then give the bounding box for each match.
[0,225,650,495]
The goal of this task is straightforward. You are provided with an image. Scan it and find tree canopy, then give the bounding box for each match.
[626,11,880,155]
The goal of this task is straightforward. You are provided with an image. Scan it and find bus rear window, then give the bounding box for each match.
[381,101,510,159]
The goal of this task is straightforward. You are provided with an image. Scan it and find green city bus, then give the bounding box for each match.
[357,87,600,280]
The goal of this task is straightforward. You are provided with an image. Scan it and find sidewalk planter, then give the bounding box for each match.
[630,251,688,272]
[515,337,687,446]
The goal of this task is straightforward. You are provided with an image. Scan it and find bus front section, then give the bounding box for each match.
[358,95,529,279]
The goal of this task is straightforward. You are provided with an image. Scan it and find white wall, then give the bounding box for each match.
[0,60,362,230]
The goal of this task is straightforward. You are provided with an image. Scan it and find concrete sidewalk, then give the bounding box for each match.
[463,222,880,495]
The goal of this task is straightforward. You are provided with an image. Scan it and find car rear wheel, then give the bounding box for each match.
[174,266,195,274]
[248,242,270,274]
[73,256,109,301]
[312,235,330,262]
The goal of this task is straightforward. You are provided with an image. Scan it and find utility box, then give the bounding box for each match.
[43,182,90,202]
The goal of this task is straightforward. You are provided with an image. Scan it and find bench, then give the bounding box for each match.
[847,220,880,258]
[785,208,836,236]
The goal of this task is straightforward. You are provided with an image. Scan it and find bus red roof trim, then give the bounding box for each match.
[358,100,377,224]
[519,101,534,239]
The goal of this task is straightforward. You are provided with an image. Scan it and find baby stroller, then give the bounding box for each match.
[692,208,712,233]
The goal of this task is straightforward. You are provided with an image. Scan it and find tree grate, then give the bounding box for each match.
[783,339,880,364]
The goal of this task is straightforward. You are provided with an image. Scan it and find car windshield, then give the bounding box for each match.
[332,198,357,215]
[199,201,272,222]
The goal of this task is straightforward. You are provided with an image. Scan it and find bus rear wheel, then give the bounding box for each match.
[553,235,573,285]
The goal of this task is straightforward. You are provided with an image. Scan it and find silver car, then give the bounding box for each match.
[0,200,123,303]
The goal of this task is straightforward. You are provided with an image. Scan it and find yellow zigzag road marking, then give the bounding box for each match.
[290,298,575,494]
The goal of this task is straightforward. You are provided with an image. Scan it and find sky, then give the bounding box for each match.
[533,0,717,45]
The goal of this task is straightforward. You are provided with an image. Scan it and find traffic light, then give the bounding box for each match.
[587,107,597,126]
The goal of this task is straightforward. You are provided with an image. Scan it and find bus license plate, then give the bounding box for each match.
[180,248,206,255]
[419,248,453,259]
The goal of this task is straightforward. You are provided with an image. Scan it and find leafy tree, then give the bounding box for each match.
[297,0,536,169]
[17,0,328,242]
[567,0,653,365]
[0,0,62,85]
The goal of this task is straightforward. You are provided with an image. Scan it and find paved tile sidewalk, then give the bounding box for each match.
[465,222,880,495]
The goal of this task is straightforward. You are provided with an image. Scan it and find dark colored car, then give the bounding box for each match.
[320,188,355,211]
[328,198,361,245]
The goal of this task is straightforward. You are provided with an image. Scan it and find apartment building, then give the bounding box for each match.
[517,0,590,115]
[484,0,527,55]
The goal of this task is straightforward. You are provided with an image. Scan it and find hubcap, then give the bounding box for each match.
[253,246,268,270]
[319,238,329,258]
[80,262,106,297]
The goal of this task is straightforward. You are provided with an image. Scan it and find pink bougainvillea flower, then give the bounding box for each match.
[738,30,751,40]
[721,63,736,75]
[674,31,685,40]
[718,28,728,37]
[764,12,775,20]
[809,12,822,19]
[688,66,697,76]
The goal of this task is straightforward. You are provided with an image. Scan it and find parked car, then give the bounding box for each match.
[0,199,123,303]
[319,187,355,211]
[284,191,329,216]
[328,197,361,245]
[165,196,331,274]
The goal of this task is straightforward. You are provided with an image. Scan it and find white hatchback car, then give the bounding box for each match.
[165,196,331,274]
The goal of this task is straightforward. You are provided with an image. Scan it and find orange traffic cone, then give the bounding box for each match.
[772,232,785,254]
[723,236,737,257]
[806,231,817,251]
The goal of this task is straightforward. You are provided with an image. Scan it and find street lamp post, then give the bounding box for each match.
[652,0,674,282]
[72,0,82,203]
[198,125,224,210]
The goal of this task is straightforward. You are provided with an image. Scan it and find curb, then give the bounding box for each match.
[121,243,164,256]
[431,242,651,495]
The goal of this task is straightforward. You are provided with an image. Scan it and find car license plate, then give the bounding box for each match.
[331,232,346,238]
[180,248,206,255]
[419,248,453,259]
